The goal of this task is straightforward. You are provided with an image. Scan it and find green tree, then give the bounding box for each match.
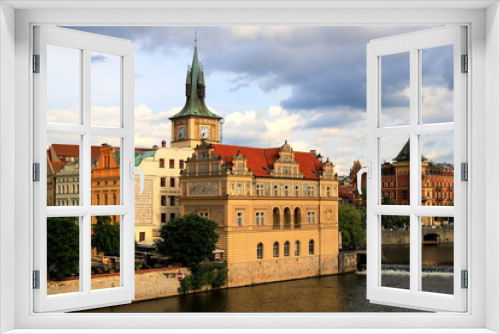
[339,204,366,245]
[47,217,79,279]
[155,214,219,266]
[380,194,410,229]
[91,216,120,257]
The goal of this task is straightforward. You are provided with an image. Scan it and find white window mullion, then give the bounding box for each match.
[409,46,420,294]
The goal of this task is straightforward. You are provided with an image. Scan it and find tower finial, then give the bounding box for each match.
[194,31,197,48]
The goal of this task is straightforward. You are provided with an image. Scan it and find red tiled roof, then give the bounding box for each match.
[49,161,66,174]
[211,144,322,179]
[51,144,153,160]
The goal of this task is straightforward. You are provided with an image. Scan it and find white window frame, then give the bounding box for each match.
[1,2,498,333]
[366,26,467,312]
[32,25,136,313]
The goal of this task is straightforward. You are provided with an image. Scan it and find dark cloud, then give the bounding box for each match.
[67,25,441,128]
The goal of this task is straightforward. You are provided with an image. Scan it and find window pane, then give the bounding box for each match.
[47,44,81,124]
[421,45,454,124]
[47,217,80,295]
[91,137,121,206]
[380,52,410,127]
[421,216,454,294]
[47,133,81,207]
[91,215,121,290]
[420,133,454,207]
[380,136,410,205]
[91,52,121,127]
[381,215,410,290]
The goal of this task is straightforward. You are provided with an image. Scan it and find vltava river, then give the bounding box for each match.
[85,244,454,313]
[87,271,453,313]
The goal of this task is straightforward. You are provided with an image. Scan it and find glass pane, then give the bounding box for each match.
[47,133,81,207]
[421,216,454,294]
[421,45,454,124]
[91,52,121,127]
[380,136,410,206]
[47,217,80,295]
[47,44,81,124]
[91,137,121,206]
[91,215,121,290]
[420,133,454,207]
[381,215,410,290]
[380,52,410,127]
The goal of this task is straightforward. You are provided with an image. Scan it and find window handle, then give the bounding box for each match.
[357,162,371,195]
[129,162,145,194]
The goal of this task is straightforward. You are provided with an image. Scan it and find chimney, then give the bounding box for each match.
[310,150,317,157]
[161,140,166,148]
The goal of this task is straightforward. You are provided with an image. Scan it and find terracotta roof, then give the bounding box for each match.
[51,144,153,161]
[49,161,66,174]
[210,144,322,179]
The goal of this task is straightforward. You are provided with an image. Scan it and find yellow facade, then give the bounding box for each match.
[180,141,340,287]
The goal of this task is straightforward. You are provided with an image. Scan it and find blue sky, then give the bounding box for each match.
[51,26,455,175]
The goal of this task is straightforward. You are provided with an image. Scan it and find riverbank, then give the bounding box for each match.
[51,252,358,301]
[82,272,440,313]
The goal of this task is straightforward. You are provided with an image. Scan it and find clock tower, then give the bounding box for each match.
[170,38,223,149]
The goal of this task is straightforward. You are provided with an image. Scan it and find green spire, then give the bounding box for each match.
[170,37,222,120]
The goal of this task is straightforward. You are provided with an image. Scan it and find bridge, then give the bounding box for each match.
[381,225,454,244]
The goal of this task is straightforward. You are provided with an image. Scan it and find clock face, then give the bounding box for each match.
[200,126,210,139]
[178,126,185,138]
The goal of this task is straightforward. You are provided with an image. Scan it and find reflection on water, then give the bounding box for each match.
[85,272,452,313]
[83,243,454,313]
[382,243,453,266]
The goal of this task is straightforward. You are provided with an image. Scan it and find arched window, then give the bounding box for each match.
[273,208,280,230]
[257,243,263,260]
[273,242,279,258]
[96,194,100,205]
[113,193,117,205]
[284,207,291,229]
[295,241,301,256]
[309,240,315,255]
[294,207,301,228]
[284,241,290,257]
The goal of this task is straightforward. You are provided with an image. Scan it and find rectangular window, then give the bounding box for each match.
[161,213,167,223]
[160,177,166,187]
[139,232,145,242]
[161,195,166,206]
[237,184,242,195]
[169,159,175,169]
[170,177,175,187]
[237,212,243,226]
[179,160,185,169]
[170,213,176,220]
[255,212,265,225]
[169,196,176,206]
[159,158,165,168]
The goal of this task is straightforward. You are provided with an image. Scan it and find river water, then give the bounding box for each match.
[87,244,454,313]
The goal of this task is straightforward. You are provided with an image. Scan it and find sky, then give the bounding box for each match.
[48,26,455,175]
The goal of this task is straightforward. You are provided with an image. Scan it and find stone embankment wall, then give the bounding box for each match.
[47,267,192,301]
[338,251,357,273]
[227,254,339,288]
